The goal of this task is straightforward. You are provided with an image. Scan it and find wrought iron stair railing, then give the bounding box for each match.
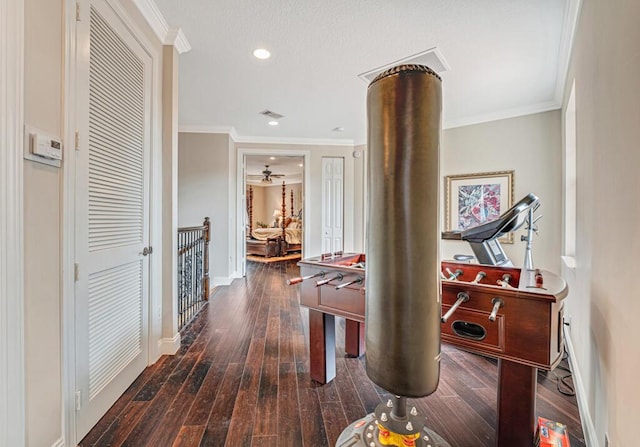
[177,217,210,330]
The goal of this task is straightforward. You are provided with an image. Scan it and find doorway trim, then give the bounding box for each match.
[0,0,25,444]
[236,147,311,276]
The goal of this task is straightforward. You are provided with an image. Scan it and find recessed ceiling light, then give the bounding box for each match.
[268,121,278,126]
[270,157,276,160]
[299,164,303,167]
[253,48,271,59]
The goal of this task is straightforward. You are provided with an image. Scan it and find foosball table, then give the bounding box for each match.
[291,253,568,447]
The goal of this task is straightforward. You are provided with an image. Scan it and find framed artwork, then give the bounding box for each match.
[444,170,514,243]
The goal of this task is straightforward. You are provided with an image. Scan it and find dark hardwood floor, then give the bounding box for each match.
[80,260,586,447]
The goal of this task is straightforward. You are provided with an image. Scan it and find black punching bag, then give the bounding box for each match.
[365,65,442,398]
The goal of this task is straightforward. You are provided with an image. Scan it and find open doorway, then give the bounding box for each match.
[241,154,305,271]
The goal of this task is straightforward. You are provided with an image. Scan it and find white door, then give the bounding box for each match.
[75,0,151,439]
[322,157,344,253]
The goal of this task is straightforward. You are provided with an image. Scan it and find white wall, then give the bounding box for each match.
[161,45,180,343]
[562,1,640,445]
[23,0,63,444]
[441,111,563,273]
[178,132,231,284]
[250,182,302,227]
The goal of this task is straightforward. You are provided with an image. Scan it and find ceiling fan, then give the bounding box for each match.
[247,165,285,184]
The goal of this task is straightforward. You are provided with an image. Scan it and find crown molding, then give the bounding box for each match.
[178,125,239,142]
[132,0,191,52]
[554,0,583,104]
[164,27,191,54]
[179,125,236,135]
[443,99,561,130]
[233,135,355,147]
[178,125,354,147]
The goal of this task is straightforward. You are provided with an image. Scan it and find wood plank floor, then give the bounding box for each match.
[80,260,586,447]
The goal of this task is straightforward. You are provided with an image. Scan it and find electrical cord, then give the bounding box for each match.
[538,348,576,396]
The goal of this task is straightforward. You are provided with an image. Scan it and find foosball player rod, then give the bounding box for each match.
[471,271,486,284]
[316,273,343,287]
[441,292,469,323]
[497,273,513,288]
[287,271,325,285]
[489,298,504,322]
[335,276,363,290]
[445,268,463,280]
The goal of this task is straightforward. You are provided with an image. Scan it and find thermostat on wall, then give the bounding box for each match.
[23,125,63,167]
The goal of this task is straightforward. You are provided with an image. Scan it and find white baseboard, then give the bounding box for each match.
[158,332,181,355]
[212,276,234,286]
[564,326,598,447]
[51,437,64,447]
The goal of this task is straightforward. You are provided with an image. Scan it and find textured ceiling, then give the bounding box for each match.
[155,0,570,144]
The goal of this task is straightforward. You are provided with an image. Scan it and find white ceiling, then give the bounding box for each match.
[154,0,574,145]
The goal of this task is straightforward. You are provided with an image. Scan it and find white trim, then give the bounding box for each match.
[51,436,65,447]
[132,0,168,42]
[554,0,583,104]
[213,276,236,287]
[0,1,25,446]
[236,147,312,276]
[158,333,181,355]
[165,27,191,54]
[62,0,78,443]
[179,124,236,135]
[564,326,598,447]
[233,134,354,147]
[561,255,576,271]
[228,136,237,283]
[179,125,355,147]
[144,9,165,366]
[443,99,561,130]
[132,0,191,53]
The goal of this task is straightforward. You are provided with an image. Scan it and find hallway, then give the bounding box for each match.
[80,260,585,446]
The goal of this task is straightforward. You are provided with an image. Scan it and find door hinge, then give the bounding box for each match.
[74,263,79,282]
[76,2,81,21]
[75,390,82,410]
[75,130,79,151]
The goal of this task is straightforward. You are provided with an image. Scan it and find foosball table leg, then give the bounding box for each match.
[309,309,336,384]
[345,319,365,358]
[496,359,537,446]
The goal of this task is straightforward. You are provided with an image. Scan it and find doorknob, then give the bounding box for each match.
[141,246,153,256]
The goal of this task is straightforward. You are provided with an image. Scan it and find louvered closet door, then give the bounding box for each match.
[75,0,151,439]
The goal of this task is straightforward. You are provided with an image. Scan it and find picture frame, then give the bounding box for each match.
[444,170,514,243]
